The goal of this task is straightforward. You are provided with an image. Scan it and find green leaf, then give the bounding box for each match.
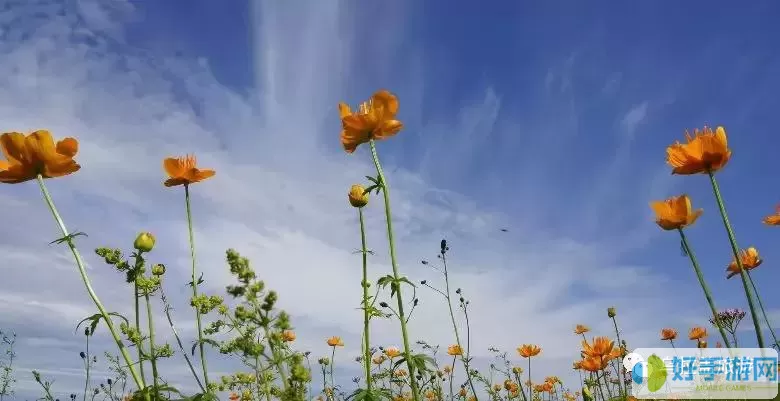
[647,354,667,392]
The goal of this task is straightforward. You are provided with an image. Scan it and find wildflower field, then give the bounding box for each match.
[0,87,779,401]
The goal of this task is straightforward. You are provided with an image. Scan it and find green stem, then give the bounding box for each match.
[184,184,211,388]
[609,317,623,397]
[527,358,532,401]
[133,282,146,387]
[747,271,780,348]
[358,208,373,391]
[83,333,90,401]
[329,346,336,391]
[368,139,421,400]
[441,253,478,400]
[144,290,160,396]
[677,228,733,348]
[35,176,144,389]
[707,171,765,348]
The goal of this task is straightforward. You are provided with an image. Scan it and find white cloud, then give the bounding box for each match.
[0,0,713,399]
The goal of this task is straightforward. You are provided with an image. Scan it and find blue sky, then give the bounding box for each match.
[1,0,779,399]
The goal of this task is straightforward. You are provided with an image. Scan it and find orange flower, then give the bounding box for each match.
[726,247,762,279]
[504,380,518,392]
[229,393,240,401]
[666,126,731,175]
[574,324,590,335]
[764,205,780,226]
[326,336,344,347]
[0,130,80,184]
[394,369,408,377]
[281,330,296,342]
[384,346,401,358]
[581,337,614,358]
[163,155,215,187]
[580,356,609,372]
[572,361,582,370]
[447,344,464,356]
[688,327,707,340]
[517,344,541,358]
[338,90,403,153]
[660,328,678,341]
[458,387,467,397]
[649,195,703,230]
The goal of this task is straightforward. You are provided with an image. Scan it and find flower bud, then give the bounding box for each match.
[348,184,369,208]
[151,264,166,276]
[607,307,616,318]
[133,232,156,252]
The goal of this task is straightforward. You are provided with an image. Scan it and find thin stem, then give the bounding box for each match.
[35,176,144,389]
[707,171,765,348]
[159,288,204,391]
[441,253,478,400]
[678,228,733,348]
[184,184,211,387]
[133,282,146,387]
[609,317,623,397]
[83,333,90,401]
[747,272,780,348]
[527,359,532,401]
[329,346,336,391]
[358,208,373,391]
[144,290,159,396]
[368,139,420,400]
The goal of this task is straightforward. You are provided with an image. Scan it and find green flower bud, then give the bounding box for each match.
[133,232,156,252]
[151,263,166,276]
[607,307,616,318]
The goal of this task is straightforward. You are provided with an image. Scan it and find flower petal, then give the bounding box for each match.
[0,132,29,165]
[56,137,79,157]
[163,157,184,178]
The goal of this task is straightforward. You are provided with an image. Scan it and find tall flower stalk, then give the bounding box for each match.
[163,155,216,389]
[338,90,418,398]
[678,228,732,348]
[37,176,144,388]
[708,172,764,348]
[368,140,420,399]
[349,184,374,392]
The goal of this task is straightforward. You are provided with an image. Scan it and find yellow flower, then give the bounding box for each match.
[447,344,463,356]
[163,155,215,187]
[338,90,403,153]
[372,355,386,365]
[649,195,703,230]
[517,344,541,358]
[579,356,609,372]
[763,204,780,226]
[132,232,156,253]
[383,346,401,358]
[726,247,762,279]
[0,130,80,183]
[348,184,369,208]
[326,336,344,347]
[666,126,731,174]
[574,324,589,335]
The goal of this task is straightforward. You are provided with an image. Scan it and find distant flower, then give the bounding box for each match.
[763,204,780,226]
[574,324,590,335]
[666,126,731,175]
[726,247,762,279]
[517,344,541,358]
[650,195,703,230]
[383,346,401,358]
[338,90,403,153]
[688,327,708,341]
[162,155,215,187]
[660,328,678,341]
[447,344,463,356]
[710,308,747,333]
[0,130,80,183]
[281,330,296,342]
[372,355,386,365]
[326,336,344,347]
